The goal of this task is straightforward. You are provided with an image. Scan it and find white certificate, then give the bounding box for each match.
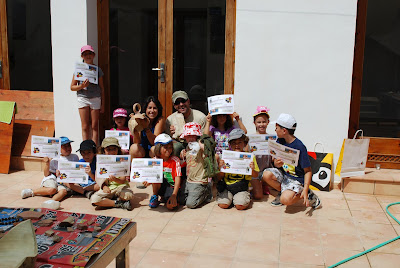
[248,134,277,155]
[31,135,61,158]
[220,150,253,176]
[74,62,99,84]
[105,130,130,150]
[207,94,234,115]
[57,161,89,184]
[130,158,163,183]
[268,140,300,166]
[96,155,131,179]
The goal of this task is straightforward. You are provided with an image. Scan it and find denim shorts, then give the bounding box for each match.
[264,168,304,194]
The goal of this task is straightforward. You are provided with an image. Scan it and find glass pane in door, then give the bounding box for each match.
[109,0,158,113]
[173,0,226,115]
[7,0,53,91]
[359,2,400,137]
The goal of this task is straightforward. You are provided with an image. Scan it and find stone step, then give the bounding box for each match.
[341,168,400,196]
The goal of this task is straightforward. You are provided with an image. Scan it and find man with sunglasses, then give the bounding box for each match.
[165,90,207,155]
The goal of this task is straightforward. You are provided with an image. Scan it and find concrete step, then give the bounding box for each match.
[341,168,400,196]
[10,156,45,172]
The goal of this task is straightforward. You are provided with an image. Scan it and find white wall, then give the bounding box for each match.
[234,0,358,179]
[51,0,98,153]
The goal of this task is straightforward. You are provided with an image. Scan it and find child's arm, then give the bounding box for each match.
[70,75,89,91]
[233,112,247,134]
[203,113,212,136]
[102,184,111,193]
[85,166,95,181]
[272,158,284,168]
[167,176,181,209]
[145,117,166,145]
[300,167,312,207]
[215,158,225,181]
[43,157,51,177]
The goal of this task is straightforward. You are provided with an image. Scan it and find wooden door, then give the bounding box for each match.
[98,0,236,124]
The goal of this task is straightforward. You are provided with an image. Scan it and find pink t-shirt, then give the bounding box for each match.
[209,125,236,155]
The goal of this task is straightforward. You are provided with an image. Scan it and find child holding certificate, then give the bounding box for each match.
[216,129,259,210]
[21,136,79,209]
[179,122,214,208]
[90,137,133,211]
[204,112,247,156]
[110,108,131,154]
[143,134,185,210]
[250,106,274,200]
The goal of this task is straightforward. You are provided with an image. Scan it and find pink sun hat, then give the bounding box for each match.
[81,45,95,54]
[113,108,128,118]
[253,106,270,118]
[180,122,202,139]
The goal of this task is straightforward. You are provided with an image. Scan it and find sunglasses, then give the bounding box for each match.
[174,98,187,105]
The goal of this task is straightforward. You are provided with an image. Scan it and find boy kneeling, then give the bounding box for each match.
[262,114,321,208]
[216,129,259,210]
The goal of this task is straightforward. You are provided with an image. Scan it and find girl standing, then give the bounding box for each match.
[70,45,104,145]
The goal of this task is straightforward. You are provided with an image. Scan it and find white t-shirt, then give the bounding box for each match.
[49,154,79,174]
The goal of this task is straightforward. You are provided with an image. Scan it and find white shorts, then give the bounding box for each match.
[77,96,101,110]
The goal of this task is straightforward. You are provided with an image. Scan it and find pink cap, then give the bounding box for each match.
[253,106,270,118]
[180,122,202,139]
[81,45,95,54]
[113,108,128,118]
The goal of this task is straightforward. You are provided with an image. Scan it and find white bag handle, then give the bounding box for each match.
[353,129,364,139]
[313,142,324,153]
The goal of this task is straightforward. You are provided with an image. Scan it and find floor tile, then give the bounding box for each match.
[280,229,321,249]
[136,249,190,268]
[162,219,205,236]
[235,240,279,262]
[151,233,198,253]
[185,254,232,267]
[367,252,400,268]
[323,248,370,268]
[192,237,238,258]
[320,233,364,251]
[200,222,242,240]
[279,244,324,265]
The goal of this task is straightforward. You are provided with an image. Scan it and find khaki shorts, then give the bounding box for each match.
[91,185,133,204]
[77,96,101,109]
[41,175,58,189]
[216,189,250,207]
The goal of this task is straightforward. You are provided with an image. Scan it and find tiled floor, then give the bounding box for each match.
[1,170,400,267]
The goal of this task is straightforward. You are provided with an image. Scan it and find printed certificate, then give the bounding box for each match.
[130,158,163,183]
[220,150,253,176]
[74,62,99,84]
[268,140,300,166]
[248,134,277,155]
[96,155,131,179]
[31,136,61,158]
[57,161,89,184]
[207,94,234,115]
[105,130,130,150]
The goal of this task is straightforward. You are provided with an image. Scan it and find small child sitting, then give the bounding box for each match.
[21,136,79,209]
[216,129,259,210]
[179,122,213,208]
[90,137,133,211]
[144,133,185,210]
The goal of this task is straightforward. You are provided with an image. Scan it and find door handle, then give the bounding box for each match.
[152,62,165,83]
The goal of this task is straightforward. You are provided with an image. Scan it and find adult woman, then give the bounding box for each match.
[130,96,165,158]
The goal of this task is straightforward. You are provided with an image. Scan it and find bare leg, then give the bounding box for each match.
[280,190,301,206]
[129,144,146,158]
[151,183,161,195]
[52,189,67,201]
[251,179,263,200]
[94,198,116,207]
[262,171,281,191]
[33,187,57,197]
[91,108,100,145]
[218,203,230,209]
[235,204,248,210]
[79,107,91,140]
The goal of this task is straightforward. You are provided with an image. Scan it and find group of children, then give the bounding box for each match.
[21,104,321,211]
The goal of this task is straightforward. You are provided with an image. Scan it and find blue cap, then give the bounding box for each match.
[60,136,73,145]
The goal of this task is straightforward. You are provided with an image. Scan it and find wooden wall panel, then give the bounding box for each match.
[0,0,10,90]
[224,0,236,94]
[366,137,400,169]
[0,107,14,173]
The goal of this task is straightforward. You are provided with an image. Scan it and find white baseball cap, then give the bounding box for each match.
[154,133,173,145]
[276,113,297,130]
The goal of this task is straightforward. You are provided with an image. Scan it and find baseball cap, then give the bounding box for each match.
[253,106,270,118]
[228,128,246,142]
[180,122,202,139]
[77,140,97,152]
[154,133,173,145]
[276,113,297,130]
[101,137,121,148]
[60,136,73,145]
[172,91,189,104]
[81,45,95,54]
[113,108,128,118]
